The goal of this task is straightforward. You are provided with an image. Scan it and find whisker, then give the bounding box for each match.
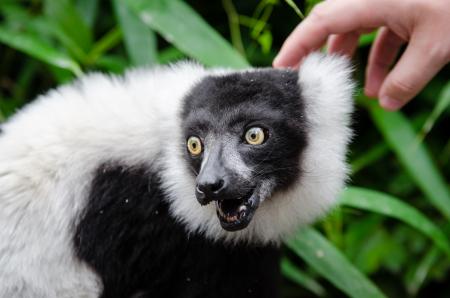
[250,166,299,179]
[188,165,199,176]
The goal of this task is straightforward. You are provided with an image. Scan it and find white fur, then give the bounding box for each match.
[0,62,208,297]
[0,53,353,296]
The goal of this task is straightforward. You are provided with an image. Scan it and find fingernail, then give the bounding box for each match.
[364,86,377,98]
[365,78,384,98]
[380,96,403,111]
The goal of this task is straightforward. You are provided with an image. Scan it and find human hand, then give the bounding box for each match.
[273,0,450,111]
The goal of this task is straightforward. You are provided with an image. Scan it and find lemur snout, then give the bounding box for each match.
[194,143,230,204]
[195,158,229,205]
[196,178,226,204]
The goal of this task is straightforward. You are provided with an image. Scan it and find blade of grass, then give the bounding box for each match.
[0,97,26,118]
[12,59,38,101]
[440,139,450,166]
[1,3,35,29]
[250,3,273,39]
[113,0,157,66]
[366,98,450,219]
[85,26,123,66]
[238,15,266,29]
[419,78,448,112]
[158,46,186,64]
[95,55,129,73]
[256,30,273,54]
[0,26,82,76]
[341,187,450,257]
[405,247,441,295]
[1,4,86,61]
[359,31,376,47]
[30,17,88,62]
[251,0,270,23]
[344,214,384,261]
[126,0,249,68]
[351,143,389,174]
[222,0,245,56]
[48,66,76,84]
[322,208,344,248]
[0,106,5,122]
[286,227,387,298]
[76,0,99,28]
[284,0,305,19]
[351,229,395,274]
[281,257,326,297]
[418,82,450,142]
[44,0,93,52]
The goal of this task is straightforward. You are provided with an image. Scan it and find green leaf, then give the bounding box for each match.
[284,0,305,19]
[222,0,245,56]
[85,26,122,66]
[368,100,450,219]
[76,0,99,28]
[322,208,344,248]
[30,17,88,62]
[281,257,326,296]
[405,247,441,295]
[0,106,5,122]
[158,46,186,64]
[351,143,389,174]
[0,97,26,119]
[126,0,249,68]
[286,227,387,298]
[344,215,384,261]
[419,78,448,111]
[351,229,396,274]
[418,82,450,142]
[0,26,82,76]
[1,3,34,29]
[257,30,272,54]
[44,0,93,52]
[113,0,157,66]
[12,59,39,101]
[95,55,128,73]
[341,187,450,257]
[359,32,376,47]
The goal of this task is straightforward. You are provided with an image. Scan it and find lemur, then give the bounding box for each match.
[0,53,353,298]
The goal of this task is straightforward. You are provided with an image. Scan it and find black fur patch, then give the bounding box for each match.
[181,69,307,192]
[74,164,280,298]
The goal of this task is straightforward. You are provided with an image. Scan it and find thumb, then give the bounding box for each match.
[379,38,446,111]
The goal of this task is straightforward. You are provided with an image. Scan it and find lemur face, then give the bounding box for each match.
[182,70,308,231]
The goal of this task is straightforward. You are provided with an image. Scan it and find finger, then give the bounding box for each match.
[327,32,361,57]
[379,38,446,110]
[365,27,405,98]
[273,0,388,67]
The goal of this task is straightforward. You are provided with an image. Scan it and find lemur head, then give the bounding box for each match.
[162,53,354,243]
[182,69,307,231]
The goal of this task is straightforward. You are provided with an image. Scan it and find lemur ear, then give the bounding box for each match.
[297,52,354,128]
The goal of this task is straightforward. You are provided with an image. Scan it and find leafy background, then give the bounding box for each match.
[0,0,449,297]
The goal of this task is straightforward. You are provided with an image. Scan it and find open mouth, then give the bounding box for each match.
[215,190,260,232]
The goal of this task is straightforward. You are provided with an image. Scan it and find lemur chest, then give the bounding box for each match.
[74,163,280,298]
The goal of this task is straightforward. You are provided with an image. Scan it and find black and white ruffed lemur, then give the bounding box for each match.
[0,53,354,298]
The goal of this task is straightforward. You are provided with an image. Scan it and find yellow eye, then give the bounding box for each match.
[245,127,266,145]
[187,136,203,156]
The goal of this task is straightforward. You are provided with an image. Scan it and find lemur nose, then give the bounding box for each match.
[196,178,226,201]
